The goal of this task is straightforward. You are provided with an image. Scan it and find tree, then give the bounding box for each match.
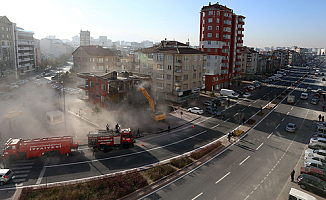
[233,109,244,125]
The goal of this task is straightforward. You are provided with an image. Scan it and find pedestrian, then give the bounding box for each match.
[323,106,325,112]
[319,114,322,121]
[323,93,326,101]
[227,99,230,107]
[228,132,231,142]
[290,169,295,182]
[168,125,171,133]
[243,117,246,124]
[323,116,325,122]
[222,113,225,120]
[137,128,140,137]
[106,124,110,132]
[115,123,119,130]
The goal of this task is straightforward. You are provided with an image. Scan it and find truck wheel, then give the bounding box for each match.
[53,151,61,157]
[9,155,18,162]
[99,145,106,151]
[122,142,130,149]
[0,182,4,186]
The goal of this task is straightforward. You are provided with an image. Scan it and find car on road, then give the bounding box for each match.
[212,99,222,106]
[0,169,13,185]
[205,106,221,116]
[315,93,321,98]
[300,93,308,100]
[300,166,326,182]
[248,85,255,90]
[243,92,251,98]
[234,89,245,96]
[306,87,312,92]
[311,98,319,105]
[202,100,212,107]
[285,123,297,132]
[309,142,326,151]
[187,107,203,115]
[297,174,326,196]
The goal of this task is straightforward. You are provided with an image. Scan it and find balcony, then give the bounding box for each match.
[174,69,182,73]
[174,60,182,66]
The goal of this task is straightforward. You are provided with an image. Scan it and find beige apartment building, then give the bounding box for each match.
[136,40,205,102]
[240,46,258,80]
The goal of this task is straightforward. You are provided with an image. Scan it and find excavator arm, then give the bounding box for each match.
[137,87,155,112]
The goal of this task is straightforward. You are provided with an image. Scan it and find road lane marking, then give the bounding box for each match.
[244,195,250,200]
[224,118,230,122]
[287,112,290,115]
[267,132,273,139]
[211,124,220,129]
[248,104,251,107]
[36,158,50,184]
[234,113,238,116]
[275,124,280,129]
[254,100,257,103]
[281,118,285,121]
[239,156,250,166]
[191,192,203,200]
[256,142,264,150]
[291,107,293,110]
[14,174,28,178]
[215,172,231,184]
[10,166,33,171]
[13,170,30,174]
[241,108,246,111]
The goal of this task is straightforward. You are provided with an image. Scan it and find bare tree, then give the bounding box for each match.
[233,109,245,125]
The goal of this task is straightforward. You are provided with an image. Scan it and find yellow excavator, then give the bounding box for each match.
[137,87,166,121]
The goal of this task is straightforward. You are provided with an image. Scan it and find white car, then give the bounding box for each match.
[305,149,326,157]
[0,169,14,185]
[187,107,204,115]
[247,85,255,90]
[243,92,251,98]
[300,93,308,100]
[310,137,326,144]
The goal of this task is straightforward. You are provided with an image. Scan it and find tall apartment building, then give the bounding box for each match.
[240,46,258,80]
[136,40,205,102]
[80,30,90,46]
[14,27,36,78]
[200,2,245,91]
[0,16,15,76]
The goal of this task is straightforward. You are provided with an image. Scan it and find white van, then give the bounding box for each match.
[220,89,239,99]
[289,188,317,200]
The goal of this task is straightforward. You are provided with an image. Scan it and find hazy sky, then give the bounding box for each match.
[1,0,325,48]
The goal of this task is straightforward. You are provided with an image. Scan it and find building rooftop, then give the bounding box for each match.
[73,46,116,56]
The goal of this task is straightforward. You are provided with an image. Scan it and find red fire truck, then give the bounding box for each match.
[87,128,135,151]
[2,136,79,161]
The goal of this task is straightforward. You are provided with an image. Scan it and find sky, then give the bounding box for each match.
[1,0,326,48]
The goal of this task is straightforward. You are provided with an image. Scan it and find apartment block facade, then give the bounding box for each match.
[136,40,205,102]
[0,16,15,76]
[72,46,117,73]
[80,30,90,46]
[240,46,258,80]
[200,2,245,91]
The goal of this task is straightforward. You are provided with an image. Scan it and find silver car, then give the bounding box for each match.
[0,169,13,185]
[285,123,296,132]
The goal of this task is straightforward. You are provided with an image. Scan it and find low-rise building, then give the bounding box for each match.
[136,40,205,103]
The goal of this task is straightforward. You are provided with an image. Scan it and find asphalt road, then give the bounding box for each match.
[141,68,326,199]
[0,67,315,199]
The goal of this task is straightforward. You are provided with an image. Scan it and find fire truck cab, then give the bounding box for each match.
[87,128,135,151]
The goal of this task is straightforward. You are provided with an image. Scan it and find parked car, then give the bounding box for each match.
[202,100,212,107]
[286,123,297,133]
[0,169,13,185]
[309,142,326,151]
[247,85,255,90]
[234,90,245,96]
[205,106,222,116]
[300,166,326,182]
[301,93,309,100]
[244,86,253,92]
[311,98,319,105]
[305,153,326,165]
[212,99,222,107]
[315,93,321,98]
[187,107,203,115]
[254,83,261,88]
[288,187,318,200]
[297,174,326,196]
[304,159,326,171]
[243,92,251,98]
[310,137,326,144]
[306,87,313,92]
[306,149,326,157]
[312,132,326,139]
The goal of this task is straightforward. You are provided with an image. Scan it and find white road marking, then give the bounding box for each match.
[234,113,238,116]
[215,172,231,184]
[256,142,264,150]
[281,118,285,121]
[191,192,203,200]
[244,195,250,200]
[248,104,252,107]
[211,124,220,129]
[11,162,34,167]
[14,174,28,178]
[11,179,26,183]
[241,108,246,112]
[291,107,293,110]
[13,170,30,174]
[10,166,33,171]
[239,156,250,166]
[254,100,257,103]
[224,118,230,122]
[36,158,50,184]
[267,132,273,139]
[275,124,280,129]
[287,112,290,115]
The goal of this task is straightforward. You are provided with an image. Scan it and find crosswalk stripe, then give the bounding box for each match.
[11,162,34,167]
[13,174,28,178]
[13,170,30,174]
[11,178,26,183]
[10,166,33,170]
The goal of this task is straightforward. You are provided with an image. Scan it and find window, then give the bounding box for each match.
[167,74,171,80]
[194,56,197,61]
[223,34,231,39]
[183,84,188,89]
[207,62,210,66]
[90,92,94,99]
[167,65,172,70]
[202,19,205,24]
[203,12,205,17]
[208,26,212,30]
[101,84,106,91]
[184,55,189,61]
[199,72,201,78]
[193,73,196,79]
[223,27,231,32]
[216,33,219,38]
[148,53,153,60]
[207,55,210,59]
[208,41,211,45]
[184,65,189,70]
[156,74,163,79]
[143,63,146,68]
[157,82,163,89]
[166,84,171,89]
[216,11,220,15]
[90,81,94,87]
[208,18,212,23]
[217,18,220,23]
[157,64,163,70]
[101,96,105,102]
[207,48,211,52]
[99,58,103,63]
[208,33,212,37]
[193,82,196,87]
[193,65,197,72]
[224,20,231,25]
[167,55,172,61]
[216,26,219,30]
[148,64,153,69]
[209,11,213,15]
[199,65,201,69]
[184,75,188,80]
[157,53,164,61]
[224,13,229,17]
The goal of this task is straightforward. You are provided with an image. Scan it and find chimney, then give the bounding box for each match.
[186,38,190,46]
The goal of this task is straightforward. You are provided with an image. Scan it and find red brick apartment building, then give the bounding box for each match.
[200,2,245,91]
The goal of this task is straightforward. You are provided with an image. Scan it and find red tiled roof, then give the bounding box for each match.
[72,46,116,56]
[136,41,205,55]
